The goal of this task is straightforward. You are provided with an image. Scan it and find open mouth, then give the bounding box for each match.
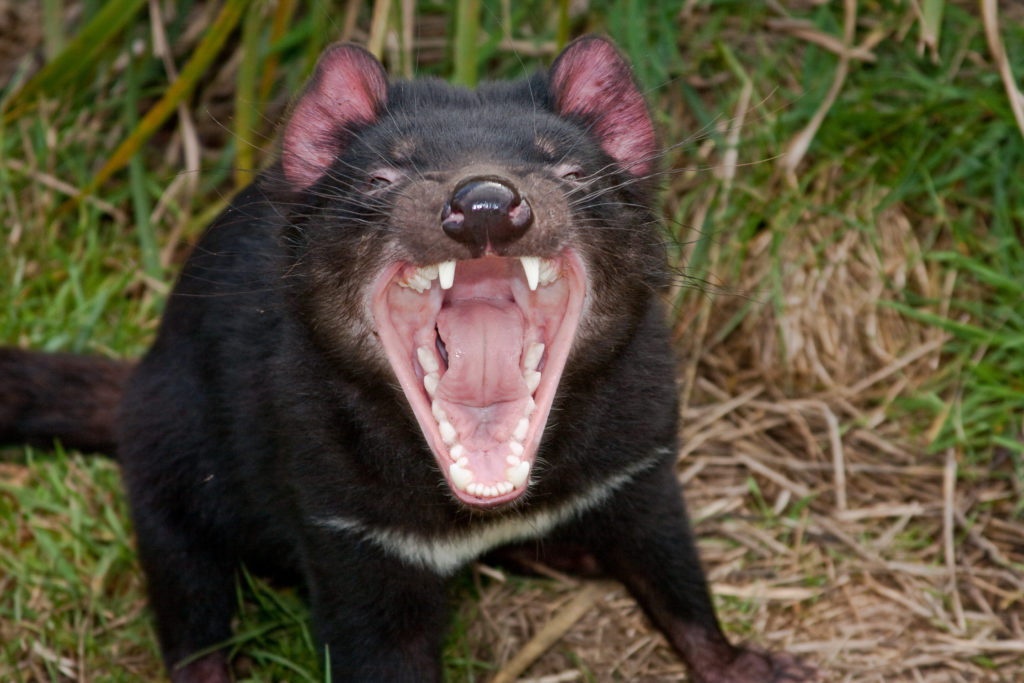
[370,252,586,507]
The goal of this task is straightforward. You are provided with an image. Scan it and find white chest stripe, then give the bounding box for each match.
[313,450,667,576]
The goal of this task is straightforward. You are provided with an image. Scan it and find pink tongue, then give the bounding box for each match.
[436,300,527,407]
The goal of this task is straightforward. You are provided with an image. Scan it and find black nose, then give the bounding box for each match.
[441,176,533,253]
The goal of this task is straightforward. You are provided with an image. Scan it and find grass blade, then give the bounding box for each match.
[60,0,247,213]
[368,0,392,60]
[3,0,147,119]
[235,1,265,189]
[257,0,297,106]
[453,0,481,87]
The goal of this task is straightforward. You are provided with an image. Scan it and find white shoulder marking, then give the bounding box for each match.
[313,450,667,576]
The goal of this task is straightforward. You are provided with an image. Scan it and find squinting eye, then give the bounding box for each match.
[556,164,585,182]
[366,167,401,191]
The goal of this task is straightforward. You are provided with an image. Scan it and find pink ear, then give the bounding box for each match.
[282,44,388,188]
[550,37,657,177]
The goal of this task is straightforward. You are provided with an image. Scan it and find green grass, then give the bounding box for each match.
[2,1,1022,680]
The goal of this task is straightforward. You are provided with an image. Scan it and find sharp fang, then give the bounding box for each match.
[507,460,530,488]
[520,256,540,291]
[438,260,456,290]
[449,461,473,491]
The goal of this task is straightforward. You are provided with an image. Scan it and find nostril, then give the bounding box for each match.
[440,203,463,233]
[441,176,533,251]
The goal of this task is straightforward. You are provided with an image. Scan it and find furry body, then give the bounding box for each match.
[1,38,816,682]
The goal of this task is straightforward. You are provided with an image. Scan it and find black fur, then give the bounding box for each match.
[3,37,817,683]
[0,348,131,454]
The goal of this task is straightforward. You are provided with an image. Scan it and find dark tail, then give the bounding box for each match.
[0,348,134,456]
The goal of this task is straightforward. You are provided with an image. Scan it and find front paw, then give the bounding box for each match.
[701,647,820,683]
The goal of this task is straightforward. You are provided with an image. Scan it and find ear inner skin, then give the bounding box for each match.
[282,43,388,188]
[549,36,658,176]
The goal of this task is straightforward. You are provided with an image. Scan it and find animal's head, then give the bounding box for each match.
[277,37,664,508]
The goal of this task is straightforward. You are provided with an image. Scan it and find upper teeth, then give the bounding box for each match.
[520,256,539,290]
[398,257,559,292]
[438,260,456,289]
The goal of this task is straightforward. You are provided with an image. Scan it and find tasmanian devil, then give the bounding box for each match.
[0,36,818,682]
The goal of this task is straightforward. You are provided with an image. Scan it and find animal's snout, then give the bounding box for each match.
[441,176,533,253]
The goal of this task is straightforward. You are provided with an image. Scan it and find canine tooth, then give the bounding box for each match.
[439,420,457,445]
[520,256,540,291]
[450,444,465,462]
[508,440,524,456]
[506,461,530,489]
[417,346,439,373]
[513,417,529,442]
[438,260,456,290]
[522,342,544,372]
[524,370,541,393]
[424,372,439,397]
[449,461,473,491]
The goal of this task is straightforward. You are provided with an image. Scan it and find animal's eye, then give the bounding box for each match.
[556,164,585,183]
[366,168,401,191]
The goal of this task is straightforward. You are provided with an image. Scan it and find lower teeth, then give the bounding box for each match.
[419,344,541,499]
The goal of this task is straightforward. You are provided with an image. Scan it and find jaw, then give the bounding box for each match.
[370,252,586,508]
